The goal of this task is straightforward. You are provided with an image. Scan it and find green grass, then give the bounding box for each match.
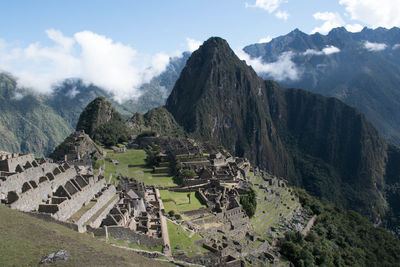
[160,190,206,213]
[0,205,167,266]
[166,220,207,257]
[102,148,178,187]
[107,237,163,253]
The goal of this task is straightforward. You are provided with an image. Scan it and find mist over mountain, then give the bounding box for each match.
[0,52,189,156]
[165,37,400,231]
[243,26,400,145]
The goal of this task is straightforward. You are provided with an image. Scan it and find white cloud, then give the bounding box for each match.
[186,38,202,52]
[323,46,341,55]
[275,10,289,21]
[258,36,272,43]
[345,23,363,32]
[311,12,345,34]
[303,45,341,56]
[65,86,80,99]
[46,29,75,51]
[245,0,287,13]
[236,49,300,81]
[393,44,400,50]
[311,12,365,35]
[0,30,171,103]
[363,41,387,51]
[12,92,25,101]
[339,0,400,29]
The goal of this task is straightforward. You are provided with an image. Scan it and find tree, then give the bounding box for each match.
[240,189,257,217]
[177,169,196,184]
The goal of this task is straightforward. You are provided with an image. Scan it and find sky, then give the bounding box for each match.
[1,0,399,102]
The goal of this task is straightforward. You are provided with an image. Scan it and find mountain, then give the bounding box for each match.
[243,27,400,145]
[49,131,103,162]
[165,37,400,227]
[128,107,186,137]
[76,97,131,147]
[121,52,191,114]
[0,53,189,156]
[0,73,71,156]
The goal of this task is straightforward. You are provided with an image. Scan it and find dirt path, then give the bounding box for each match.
[160,212,172,260]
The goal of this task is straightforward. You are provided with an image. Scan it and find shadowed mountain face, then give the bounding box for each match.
[166,37,396,223]
[243,27,400,146]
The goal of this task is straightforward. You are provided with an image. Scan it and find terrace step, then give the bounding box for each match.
[68,185,117,232]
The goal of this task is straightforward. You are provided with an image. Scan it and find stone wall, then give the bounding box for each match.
[10,168,76,212]
[0,154,35,172]
[225,207,243,219]
[88,194,120,229]
[89,226,163,248]
[54,177,106,221]
[25,212,79,231]
[0,162,59,198]
[75,185,117,232]
[183,179,208,187]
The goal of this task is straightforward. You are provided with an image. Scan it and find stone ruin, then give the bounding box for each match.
[0,152,117,233]
[0,151,167,252]
[88,176,165,249]
[135,137,254,254]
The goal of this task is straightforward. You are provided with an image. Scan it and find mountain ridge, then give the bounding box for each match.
[244,26,400,145]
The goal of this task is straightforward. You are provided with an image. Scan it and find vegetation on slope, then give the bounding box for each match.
[0,73,72,156]
[383,144,400,236]
[240,188,257,217]
[76,97,131,147]
[279,189,400,267]
[128,107,186,137]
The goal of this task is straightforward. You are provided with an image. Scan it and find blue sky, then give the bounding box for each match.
[1,0,359,53]
[1,0,399,101]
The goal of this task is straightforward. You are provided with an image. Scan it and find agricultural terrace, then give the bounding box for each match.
[166,220,207,257]
[248,172,300,242]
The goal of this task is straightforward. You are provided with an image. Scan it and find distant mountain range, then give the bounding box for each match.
[0,52,189,156]
[244,27,400,145]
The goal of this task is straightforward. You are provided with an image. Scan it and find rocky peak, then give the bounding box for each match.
[76,96,116,136]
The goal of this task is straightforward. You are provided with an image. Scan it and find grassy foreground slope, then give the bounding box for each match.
[0,205,167,266]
